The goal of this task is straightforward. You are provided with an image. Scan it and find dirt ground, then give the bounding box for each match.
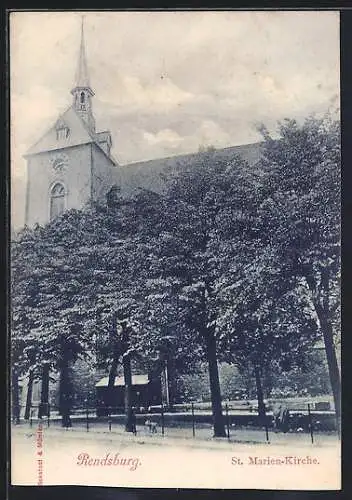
[10,423,340,489]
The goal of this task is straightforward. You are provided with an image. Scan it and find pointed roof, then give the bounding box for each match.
[71,17,94,94]
[25,106,116,165]
[25,106,94,156]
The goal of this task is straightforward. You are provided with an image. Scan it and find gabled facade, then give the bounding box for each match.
[24,20,262,228]
[24,20,117,227]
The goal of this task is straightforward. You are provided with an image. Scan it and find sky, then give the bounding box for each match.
[10,10,340,227]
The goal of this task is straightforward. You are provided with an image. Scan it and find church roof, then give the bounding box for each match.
[25,106,116,165]
[117,142,263,197]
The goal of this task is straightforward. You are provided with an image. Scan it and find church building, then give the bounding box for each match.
[20,20,263,417]
[24,21,261,227]
[24,21,118,227]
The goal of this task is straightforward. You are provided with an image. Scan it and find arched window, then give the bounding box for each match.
[50,183,66,220]
[80,92,85,103]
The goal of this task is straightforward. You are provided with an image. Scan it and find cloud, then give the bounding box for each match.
[131,119,248,162]
[10,11,339,226]
[197,120,232,148]
[111,75,193,111]
[143,128,184,147]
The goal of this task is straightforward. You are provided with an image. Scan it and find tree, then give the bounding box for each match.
[146,150,261,436]
[70,359,104,408]
[269,349,331,398]
[11,230,45,420]
[217,245,319,423]
[257,116,341,429]
[97,188,207,420]
[12,193,201,430]
[218,363,248,401]
[11,209,108,426]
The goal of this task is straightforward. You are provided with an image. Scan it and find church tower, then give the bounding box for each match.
[70,18,96,133]
[24,19,117,227]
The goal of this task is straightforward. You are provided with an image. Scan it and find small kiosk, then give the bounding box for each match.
[95,374,162,416]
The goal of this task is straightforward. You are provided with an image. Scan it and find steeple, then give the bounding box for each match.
[75,17,90,88]
[71,17,96,132]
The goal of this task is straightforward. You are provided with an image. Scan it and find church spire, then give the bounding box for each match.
[75,17,91,89]
[71,17,96,132]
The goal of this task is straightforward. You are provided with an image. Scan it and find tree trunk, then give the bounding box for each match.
[12,368,21,424]
[106,313,120,414]
[38,364,50,418]
[24,369,34,420]
[59,349,73,428]
[123,353,134,432]
[254,364,266,425]
[314,304,341,435]
[107,353,119,413]
[108,358,119,389]
[161,362,170,408]
[205,332,226,437]
[263,366,273,399]
[166,357,176,409]
[305,271,341,435]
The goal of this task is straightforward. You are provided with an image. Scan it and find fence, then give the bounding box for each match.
[12,401,338,446]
